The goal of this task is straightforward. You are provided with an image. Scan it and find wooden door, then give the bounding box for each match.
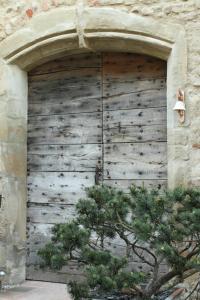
[27,52,167,282]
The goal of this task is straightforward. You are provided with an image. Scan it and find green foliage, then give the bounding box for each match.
[38,243,65,270]
[38,185,200,299]
[68,281,90,300]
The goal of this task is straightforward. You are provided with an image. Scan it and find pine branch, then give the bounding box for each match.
[131,244,155,268]
[116,229,154,267]
[116,212,135,234]
[186,247,200,260]
[134,244,157,265]
[116,212,157,266]
[180,241,193,255]
[144,269,180,298]
[165,269,199,292]
[145,261,160,293]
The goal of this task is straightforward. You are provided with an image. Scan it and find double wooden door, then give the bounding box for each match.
[27,52,167,282]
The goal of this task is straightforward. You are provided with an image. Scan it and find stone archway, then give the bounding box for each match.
[0,6,187,286]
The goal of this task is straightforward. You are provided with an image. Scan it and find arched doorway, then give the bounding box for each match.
[26,52,167,282]
[0,7,187,285]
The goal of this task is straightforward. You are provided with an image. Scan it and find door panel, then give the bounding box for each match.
[102,52,167,188]
[27,53,102,282]
[27,52,167,282]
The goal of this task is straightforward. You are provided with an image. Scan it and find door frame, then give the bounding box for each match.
[0,6,188,286]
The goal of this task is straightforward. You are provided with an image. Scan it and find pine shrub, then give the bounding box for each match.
[38,185,200,299]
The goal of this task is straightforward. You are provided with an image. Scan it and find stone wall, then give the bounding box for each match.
[0,0,200,286]
[0,0,199,185]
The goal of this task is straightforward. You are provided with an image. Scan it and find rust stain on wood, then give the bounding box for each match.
[193,144,200,149]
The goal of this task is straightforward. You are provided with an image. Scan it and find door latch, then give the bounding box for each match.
[95,164,102,185]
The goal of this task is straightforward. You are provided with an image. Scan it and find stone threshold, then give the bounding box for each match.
[0,280,71,300]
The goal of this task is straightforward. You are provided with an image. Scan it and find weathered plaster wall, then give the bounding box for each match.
[0,0,199,286]
[0,60,27,284]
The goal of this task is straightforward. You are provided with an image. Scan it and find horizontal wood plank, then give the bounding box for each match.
[104,142,167,163]
[28,112,102,145]
[27,172,94,204]
[28,144,102,172]
[103,53,166,81]
[103,124,167,143]
[104,142,167,180]
[27,203,76,223]
[104,162,167,180]
[29,84,101,104]
[103,78,166,98]
[29,53,101,76]
[104,107,166,128]
[103,88,166,111]
[29,67,101,83]
[27,223,53,251]
[29,96,102,116]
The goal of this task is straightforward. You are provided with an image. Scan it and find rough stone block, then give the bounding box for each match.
[168,145,189,161]
[0,143,27,179]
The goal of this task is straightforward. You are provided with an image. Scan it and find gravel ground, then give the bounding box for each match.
[90,289,172,300]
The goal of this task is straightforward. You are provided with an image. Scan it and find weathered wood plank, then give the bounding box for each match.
[103,78,166,98]
[103,53,166,81]
[103,124,167,143]
[104,142,167,180]
[27,172,95,204]
[29,67,101,83]
[29,84,101,104]
[29,96,102,116]
[104,107,166,128]
[29,53,101,76]
[28,112,102,145]
[104,179,168,192]
[28,144,102,172]
[104,161,167,180]
[28,68,101,116]
[104,142,167,163]
[103,88,166,111]
[27,202,76,223]
[27,223,53,249]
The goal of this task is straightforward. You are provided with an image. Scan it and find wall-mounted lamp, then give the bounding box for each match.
[0,270,6,290]
[173,89,185,124]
